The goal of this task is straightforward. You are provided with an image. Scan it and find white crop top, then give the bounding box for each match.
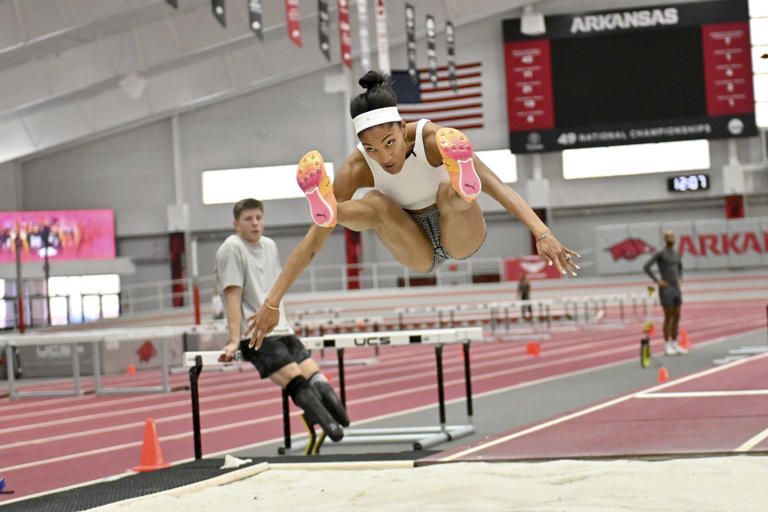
[356,119,446,210]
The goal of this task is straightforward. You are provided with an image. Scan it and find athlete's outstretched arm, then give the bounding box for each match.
[477,162,580,276]
[422,123,578,275]
[244,153,365,348]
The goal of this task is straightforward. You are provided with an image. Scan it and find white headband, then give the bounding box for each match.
[352,106,402,134]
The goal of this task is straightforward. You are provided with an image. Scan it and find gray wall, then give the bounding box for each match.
[12,2,768,284]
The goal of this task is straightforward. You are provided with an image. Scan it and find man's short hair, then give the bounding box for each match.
[233,198,264,220]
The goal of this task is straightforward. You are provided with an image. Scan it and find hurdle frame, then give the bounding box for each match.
[1,326,186,398]
[278,327,482,455]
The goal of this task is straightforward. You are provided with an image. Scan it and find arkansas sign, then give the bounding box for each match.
[596,217,768,274]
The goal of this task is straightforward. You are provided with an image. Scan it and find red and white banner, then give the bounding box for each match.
[596,217,768,274]
[375,0,390,74]
[504,39,555,132]
[503,255,562,281]
[338,0,352,68]
[357,0,371,71]
[285,0,302,47]
[702,21,754,116]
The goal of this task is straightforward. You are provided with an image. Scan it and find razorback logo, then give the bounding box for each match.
[520,259,547,273]
[606,238,655,261]
[137,341,157,363]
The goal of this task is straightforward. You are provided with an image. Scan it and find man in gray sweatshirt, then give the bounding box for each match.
[643,230,687,356]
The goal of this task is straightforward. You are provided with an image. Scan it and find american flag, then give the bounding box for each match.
[391,62,484,131]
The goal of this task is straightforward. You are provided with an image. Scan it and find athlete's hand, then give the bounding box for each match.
[658,279,669,288]
[244,303,279,350]
[536,233,580,277]
[220,339,240,362]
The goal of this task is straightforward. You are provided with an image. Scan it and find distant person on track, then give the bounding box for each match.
[518,272,532,321]
[643,230,687,356]
[215,198,349,442]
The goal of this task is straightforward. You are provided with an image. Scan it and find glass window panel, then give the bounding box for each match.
[563,140,710,179]
[751,19,768,46]
[757,102,768,127]
[82,295,102,322]
[49,296,69,326]
[476,150,517,183]
[755,74,768,102]
[202,163,335,205]
[753,46,768,74]
[101,295,120,319]
[749,0,768,18]
[69,294,83,323]
[80,274,120,294]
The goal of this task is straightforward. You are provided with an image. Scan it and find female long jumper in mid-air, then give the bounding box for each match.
[245,71,580,347]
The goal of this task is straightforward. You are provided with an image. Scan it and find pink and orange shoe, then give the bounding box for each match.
[436,127,481,201]
[297,150,337,228]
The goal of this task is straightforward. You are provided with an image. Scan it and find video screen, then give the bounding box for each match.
[0,209,115,263]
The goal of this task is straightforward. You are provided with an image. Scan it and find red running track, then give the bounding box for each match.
[431,350,768,462]
[0,300,765,501]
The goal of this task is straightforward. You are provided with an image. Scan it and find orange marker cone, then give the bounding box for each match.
[132,418,171,472]
[657,367,669,383]
[679,328,691,350]
[526,342,541,356]
[127,363,136,375]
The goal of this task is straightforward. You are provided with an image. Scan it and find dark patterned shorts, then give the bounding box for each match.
[239,335,310,378]
[409,207,485,273]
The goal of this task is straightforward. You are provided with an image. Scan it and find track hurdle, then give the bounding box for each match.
[182,327,482,458]
[280,327,483,455]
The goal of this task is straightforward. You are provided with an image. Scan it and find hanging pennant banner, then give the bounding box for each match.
[248,0,263,39]
[357,0,371,71]
[165,0,178,8]
[425,14,438,88]
[446,21,457,92]
[318,0,331,60]
[375,0,390,74]
[212,0,226,27]
[405,4,417,83]
[338,0,352,68]
[285,0,302,47]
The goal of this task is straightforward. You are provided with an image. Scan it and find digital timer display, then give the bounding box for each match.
[668,173,710,192]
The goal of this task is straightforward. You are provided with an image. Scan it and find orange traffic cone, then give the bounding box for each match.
[127,364,136,375]
[657,367,669,383]
[132,418,171,472]
[679,328,691,350]
[526,342,541,356]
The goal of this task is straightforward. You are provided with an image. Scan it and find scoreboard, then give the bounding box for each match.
[503,0,757,153]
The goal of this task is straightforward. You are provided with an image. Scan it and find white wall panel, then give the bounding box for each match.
[147,55,232,113]
[21,120,174,236]
[22,102,92,149]
[79,88,153,132]
[0,114,36,162]
[0,61,48,113]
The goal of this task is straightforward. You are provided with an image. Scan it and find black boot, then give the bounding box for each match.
[286,376,344,442]
[309,372,350,427]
